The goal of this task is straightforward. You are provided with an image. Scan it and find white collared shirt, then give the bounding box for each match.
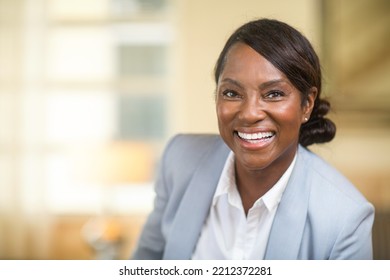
[192,151,297,260]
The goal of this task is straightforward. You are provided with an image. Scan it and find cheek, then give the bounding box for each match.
[216,103,235,125]
[274,103,305,130]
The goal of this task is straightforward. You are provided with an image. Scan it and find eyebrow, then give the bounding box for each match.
[258,79,287,90]
[219,78,287,90]
[219,78,245,90]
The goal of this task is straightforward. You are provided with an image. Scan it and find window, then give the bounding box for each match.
[42,0,173,214]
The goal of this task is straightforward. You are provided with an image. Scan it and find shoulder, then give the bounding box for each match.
[165,133,223,151]
[298,147,374,234]
[159,133,228,183]
[299,146,370,207]
[162,133,225,165]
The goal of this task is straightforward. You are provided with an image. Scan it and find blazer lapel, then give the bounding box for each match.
[264,146,312,259]
[163,138,230,259]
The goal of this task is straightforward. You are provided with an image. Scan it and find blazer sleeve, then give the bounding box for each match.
[329,202,375,259]
[131,136,178,259]
[131,134,224,259]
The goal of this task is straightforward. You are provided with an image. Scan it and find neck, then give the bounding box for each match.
[235,148,297,214]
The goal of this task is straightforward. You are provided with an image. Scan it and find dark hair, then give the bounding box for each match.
[214,18,336,147]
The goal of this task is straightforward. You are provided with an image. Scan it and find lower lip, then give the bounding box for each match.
[235,133,275,150]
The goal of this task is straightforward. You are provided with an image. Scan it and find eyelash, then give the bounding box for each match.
[221,90,241,99]
[265,90,285,99]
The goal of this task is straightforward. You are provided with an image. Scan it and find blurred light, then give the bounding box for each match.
[72,141,153,185]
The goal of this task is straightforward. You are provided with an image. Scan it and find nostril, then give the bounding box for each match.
[238,105,267,123]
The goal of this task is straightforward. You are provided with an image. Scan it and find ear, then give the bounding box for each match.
[302,87,317,123]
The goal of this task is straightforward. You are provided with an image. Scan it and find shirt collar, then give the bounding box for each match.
[213,151,236,206]
[259,153,297,211]
[213,151,297,212]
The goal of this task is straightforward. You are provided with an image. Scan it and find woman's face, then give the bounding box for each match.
[216,43,315,173]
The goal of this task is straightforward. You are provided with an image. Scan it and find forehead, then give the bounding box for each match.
[219,43,286,84]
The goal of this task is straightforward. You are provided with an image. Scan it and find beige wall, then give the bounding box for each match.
[170,0,321,134]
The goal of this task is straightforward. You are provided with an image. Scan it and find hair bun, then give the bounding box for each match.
[300,99,336,147]
[312,98,330,118]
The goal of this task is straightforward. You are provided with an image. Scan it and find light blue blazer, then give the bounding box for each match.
[132,134,374,259]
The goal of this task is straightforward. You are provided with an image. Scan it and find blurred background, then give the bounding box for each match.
[0,0,389,259]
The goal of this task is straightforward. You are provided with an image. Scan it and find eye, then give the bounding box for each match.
[265,90,284,100]
[221,90,241,100]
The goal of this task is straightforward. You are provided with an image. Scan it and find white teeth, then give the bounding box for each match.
[237,131,274,140]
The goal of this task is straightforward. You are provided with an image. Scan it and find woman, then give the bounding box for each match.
[132,19,374,260]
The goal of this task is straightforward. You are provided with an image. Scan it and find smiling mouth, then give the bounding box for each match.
[236,131,275,143]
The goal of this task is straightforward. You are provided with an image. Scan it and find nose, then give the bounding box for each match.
[238,96,266,124]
